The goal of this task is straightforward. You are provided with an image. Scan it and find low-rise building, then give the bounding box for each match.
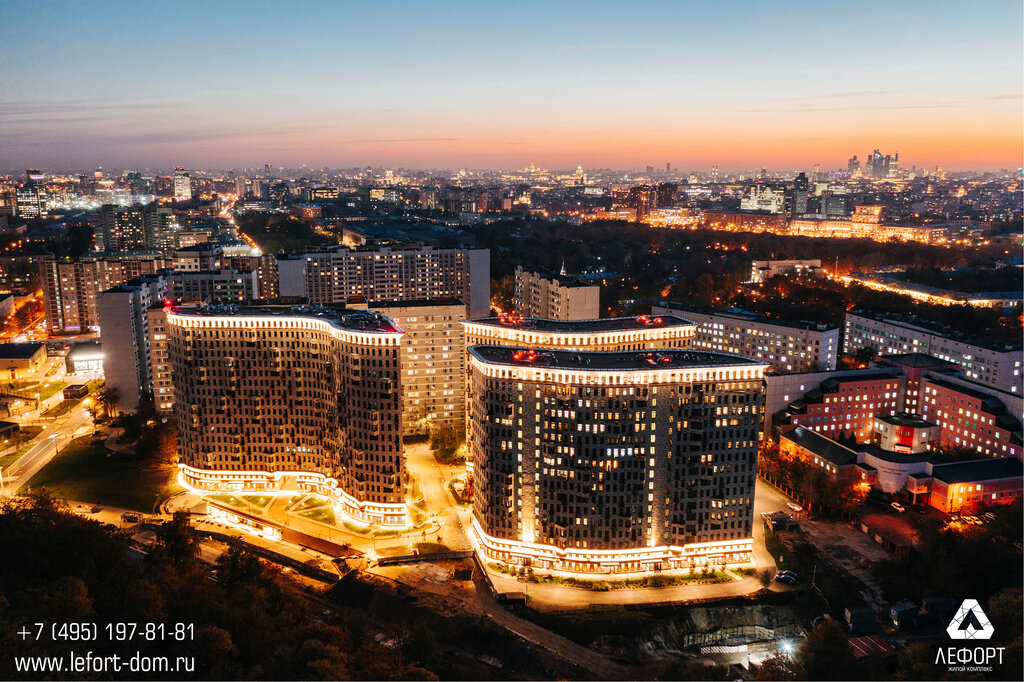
[872,413,941,454]
[0,342,46,380]
[919,375,1022,459]
[779,426,1022,512]
[749,259,822,283]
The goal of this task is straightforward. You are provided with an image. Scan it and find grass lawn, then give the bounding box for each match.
[297,506,337,525]
[242,494,272,507]
[209,493,250,509]
[1,426,46,469]
[42,399,80,419]
[26,436,176,512]
[291,495,328,512]
[10,380,67,401]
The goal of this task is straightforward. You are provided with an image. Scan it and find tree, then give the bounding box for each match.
[798,619,857,680]
[660,658,734,681]
[216,546,264,587]
[756,655,806,680]
[97,384,120,419]
[429,425,465,464]
[157,511,198,572]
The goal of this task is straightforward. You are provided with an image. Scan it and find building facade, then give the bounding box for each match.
[463,313,696,352]
[167,305,407,527]
[920,375,1022,459]
[513,266,601,321]
[653,302,839,372]
[749,259,822,283]
[844,311,1022,394]
[96,274,170,413]
[41,255,171,332]
[469,345,767,574]
[369,299,467,437]
[171,269,259,304]
[278,245,490,317]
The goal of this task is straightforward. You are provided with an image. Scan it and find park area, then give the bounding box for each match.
[26,435,180,511]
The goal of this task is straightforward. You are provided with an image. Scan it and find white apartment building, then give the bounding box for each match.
[96,274,170,412]
[844,311,1022,395]
[653,303,839,373]
[277,245,490,317]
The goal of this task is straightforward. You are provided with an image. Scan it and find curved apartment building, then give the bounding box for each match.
[463,313,696,351]
[167,304,406,527]
[469,345,768,574]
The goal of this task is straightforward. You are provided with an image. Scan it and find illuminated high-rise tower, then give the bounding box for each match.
[172,167,192,201]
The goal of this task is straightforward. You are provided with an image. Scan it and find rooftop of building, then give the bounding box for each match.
[856,443,934,464]
[465,313,696,333]
[782,426,859,466]
[847,309,1022,352]
[930,457,1023,485]
[876,353,958,370]
[875,412,936,428]
[468,345,768,371]
[655,301,838,332]
[515,265,599,288]
[168,304,401,333]
[371,298,465,309]
[0,342,45,359]
[175,242,223,253]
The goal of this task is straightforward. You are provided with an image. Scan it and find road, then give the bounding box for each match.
[1,407,93,494]
[404,443,471,550]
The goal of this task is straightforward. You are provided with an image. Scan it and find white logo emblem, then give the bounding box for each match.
[946,599,995,640]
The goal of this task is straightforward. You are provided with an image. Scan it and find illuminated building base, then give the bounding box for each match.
[472,517,753,575]
[179,464,409,528]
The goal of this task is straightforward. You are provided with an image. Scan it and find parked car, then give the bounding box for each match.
[775,573,798,585]
[786,502,802,512]
[891,502,906,513]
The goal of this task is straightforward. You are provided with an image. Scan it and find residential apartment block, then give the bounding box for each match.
[468,345,768,574]
[513,266,600,321]
[653,302,839,373]
[96,274,171,412]
[844,311,1022,394]
[369,299,467,436]
[276,245,490,317]
[167,304,407,527]
[41,255,171,332]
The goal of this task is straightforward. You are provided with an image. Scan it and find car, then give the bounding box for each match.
[981,512,996,522]
[890,502,906,513]
[774,573,798,585]
[777,570,799,579]
[786,503,802,512]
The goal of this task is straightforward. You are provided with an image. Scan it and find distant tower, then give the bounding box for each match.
[666,162,671,174]
[173,167,192,201]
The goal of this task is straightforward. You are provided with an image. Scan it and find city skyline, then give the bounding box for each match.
[1,0,1021,171]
